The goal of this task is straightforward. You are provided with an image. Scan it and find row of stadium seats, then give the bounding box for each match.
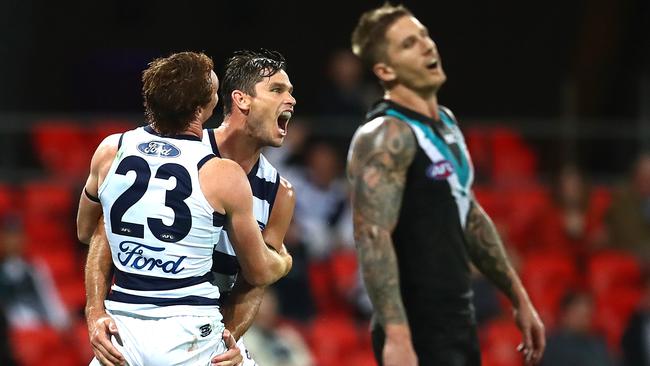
[521,250,643,350]
[29,120,539,185]
[30,120,134,181]
[474,182,611,257]
[7,120,641,365]
[2,176,641,365]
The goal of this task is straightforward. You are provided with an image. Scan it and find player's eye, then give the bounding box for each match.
[402,37,416,49]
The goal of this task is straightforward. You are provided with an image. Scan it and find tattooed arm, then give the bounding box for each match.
[347,117,418,366]
[464,199,545,364]
[464,202,523,305]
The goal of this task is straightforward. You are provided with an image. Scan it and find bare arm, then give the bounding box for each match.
[221,178,295,340]
[347,117,416,335]
[85,222,125,366]
[464,198,545,364]
[201,159,291,287]
[77,133,125,365]
[77,134,120,243]
[85,219,113,318]
[464,200,524,306]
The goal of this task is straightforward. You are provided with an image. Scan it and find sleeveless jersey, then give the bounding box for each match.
[202,129,281,292]
[100,126,224,318]
[366,100,476,325]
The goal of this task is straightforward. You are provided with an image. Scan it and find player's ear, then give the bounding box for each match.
[373,62,396,83]
[195,105,204,119]
[232,90,251,112]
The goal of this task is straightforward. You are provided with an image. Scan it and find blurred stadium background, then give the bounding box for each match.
[1,0,649,365]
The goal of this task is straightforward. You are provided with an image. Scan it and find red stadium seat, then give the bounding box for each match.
[35,248,80,283]
[472,185,507,220]
[308,259,354,316]
[587,250,643,350]
[330,249,359,297]
[587,250,642,298]
[480,318,523,366]
[590,185,612,219]
[21,181,76,252]
[10,326,80,366]
[74,318,94,363]
[22,181,73,217]
[490,126,537,186]
[520,253,581,330]
[31,121,93,181]
[502,185,551,254]
[464,126,493,179]
[309,315,361,366]
[345,349,377,366]
[594,287,642,351]
[56,277,87,313]
[0,184,16,217]
[91,119,135,148]
[308,260,336,314]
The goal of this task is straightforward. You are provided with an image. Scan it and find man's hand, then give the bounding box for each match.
[383,324,418,366]
[276,244,293,276]
[211,329,243,366]
[514,302,546,365]
[87,311,124,366]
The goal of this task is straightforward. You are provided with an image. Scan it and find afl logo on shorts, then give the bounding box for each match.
[137,141,181,158]
[426,160,454,180]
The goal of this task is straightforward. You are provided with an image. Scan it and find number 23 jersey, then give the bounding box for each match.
[99,126,224,318]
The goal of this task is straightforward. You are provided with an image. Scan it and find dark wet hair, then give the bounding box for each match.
[220,49,287,117]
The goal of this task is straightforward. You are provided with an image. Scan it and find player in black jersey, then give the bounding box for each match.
[347,4,545,366]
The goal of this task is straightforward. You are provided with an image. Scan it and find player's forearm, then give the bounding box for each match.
[221,279,265,340]
[355,223,409,326]
[84,230,114,317]
[240,247,291,286]
[264,248,292,282]
[269,243,292,276]
[464,202,528,308]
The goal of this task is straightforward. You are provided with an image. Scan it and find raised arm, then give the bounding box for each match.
[347,117,418,366]
[221,178,296,340]
[464,198,545,364]
[201,158,291,287]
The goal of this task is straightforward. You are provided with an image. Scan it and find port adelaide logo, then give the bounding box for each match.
[426,160,454,180]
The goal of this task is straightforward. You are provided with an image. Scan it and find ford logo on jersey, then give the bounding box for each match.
[117,241,186,274]
[426,160,454,180]
[137,141,181,158]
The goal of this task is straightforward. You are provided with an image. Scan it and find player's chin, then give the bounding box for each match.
[434,73,447,86]
[269,137,284,148]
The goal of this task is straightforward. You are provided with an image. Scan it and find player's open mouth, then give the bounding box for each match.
[426,59,439,70]
[277,111,292,136]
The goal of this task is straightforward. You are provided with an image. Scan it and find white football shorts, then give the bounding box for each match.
[89,310,227,366]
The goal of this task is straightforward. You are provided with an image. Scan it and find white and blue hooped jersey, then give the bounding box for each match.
[202,129,281,293]
[99,126,225,318]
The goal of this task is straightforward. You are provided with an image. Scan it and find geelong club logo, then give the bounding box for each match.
[199,324,212,337]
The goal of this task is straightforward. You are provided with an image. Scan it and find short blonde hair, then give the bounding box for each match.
[351,3,412,69]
